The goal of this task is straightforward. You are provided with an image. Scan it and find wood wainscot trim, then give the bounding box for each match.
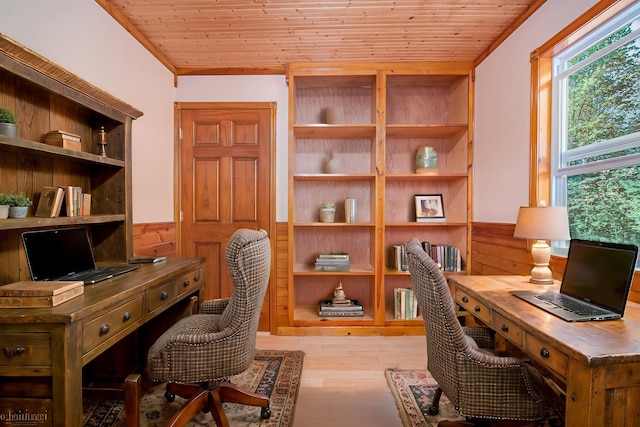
[133,222,176,257]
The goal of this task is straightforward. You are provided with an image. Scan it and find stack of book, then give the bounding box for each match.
[318,299,364,317]
[394,288,419,320]
[314,253,350,271]
[44,130,82,151]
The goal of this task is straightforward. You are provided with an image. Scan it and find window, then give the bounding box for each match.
[549,2,640,257]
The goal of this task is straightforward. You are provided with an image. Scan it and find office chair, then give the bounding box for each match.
[146,228,271,427]
[405,238,547,424]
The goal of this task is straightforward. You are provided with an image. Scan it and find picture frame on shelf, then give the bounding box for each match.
[415,194,445,222]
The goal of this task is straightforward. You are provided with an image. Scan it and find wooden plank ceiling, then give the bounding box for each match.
[96,0,546,75]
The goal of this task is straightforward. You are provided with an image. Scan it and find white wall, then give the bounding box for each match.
[176,76,289,222]
[473,0,598,223]
[1,0,176,223]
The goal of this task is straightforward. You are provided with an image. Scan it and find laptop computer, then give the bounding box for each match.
[22,227,140,284]
[512,239,639,322]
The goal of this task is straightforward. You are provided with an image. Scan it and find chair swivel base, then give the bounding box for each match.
[163,381,271,427]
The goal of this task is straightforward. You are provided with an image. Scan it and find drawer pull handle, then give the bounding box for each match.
[474,305,481,312]
[100,324,111,335]
[540,348,550,358]
[123,312,131,321]
[183,279,190,287]
[501,324,509,332]
[3,346,25,358]
[462,296,469,303]
[193,273,200,282]
[161,291,169,300]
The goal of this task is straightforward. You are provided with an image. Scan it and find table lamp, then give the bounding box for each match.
[513,205,570,284]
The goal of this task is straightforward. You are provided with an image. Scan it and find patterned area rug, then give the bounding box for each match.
[83,350,304,427]
[385,369,565,427]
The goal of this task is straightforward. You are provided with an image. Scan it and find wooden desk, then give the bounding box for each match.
[448,275,640,427]
[0,258,204,427]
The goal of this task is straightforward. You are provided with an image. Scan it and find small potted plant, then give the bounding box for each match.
[7,193,32,218]
[318,201,336,223]
[0,108,18,138]
[0,194,10,219]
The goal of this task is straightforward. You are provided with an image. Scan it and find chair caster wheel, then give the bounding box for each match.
[261,407,271,419]
[165,391,175,402]
[427,405,439,416]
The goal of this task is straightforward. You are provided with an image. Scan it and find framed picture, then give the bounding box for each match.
[415,194,445,222]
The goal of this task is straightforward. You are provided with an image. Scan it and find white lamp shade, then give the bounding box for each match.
[513,206,571,241]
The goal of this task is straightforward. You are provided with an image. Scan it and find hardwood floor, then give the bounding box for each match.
[255,333,427,427]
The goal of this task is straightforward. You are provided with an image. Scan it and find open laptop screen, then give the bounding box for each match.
[561,239,638,314]
[22,228,97,281]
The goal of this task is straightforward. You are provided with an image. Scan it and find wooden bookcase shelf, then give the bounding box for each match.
[285,62,473,334]
[0,35,142,285]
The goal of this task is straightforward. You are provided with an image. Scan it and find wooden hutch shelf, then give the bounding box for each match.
[0,34,142,285]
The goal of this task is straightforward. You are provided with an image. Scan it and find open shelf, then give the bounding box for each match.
[286,63,472,333]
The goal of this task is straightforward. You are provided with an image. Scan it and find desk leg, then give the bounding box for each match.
[51,324,83,426]
[566,359,605,426]
[124,374,141,427]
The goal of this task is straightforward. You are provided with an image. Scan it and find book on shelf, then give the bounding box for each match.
[416,217,446,223]
[314,263,350,272]
[421,242,464,272]
[390,245,407,272]
[44,130,82,151]
[34,186,65,218]
[318,308,364,317]
[315,252,350,271]
[314,258,350,265]
[394,288,418,320]
[319,299,363,312]
[0,280,83,308]
[81,193,91,216]
[317,253,349,260]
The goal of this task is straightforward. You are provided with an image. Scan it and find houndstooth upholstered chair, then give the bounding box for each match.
[146,228,272,427]
[405,238,547,424]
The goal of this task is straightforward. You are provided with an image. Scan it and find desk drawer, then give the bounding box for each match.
[492,312,523,347]
[82,297,143,354]
[456,291,491,324]
[148,281,177,312]
[524,333,568,377]
[0,333,51,367]
[177,268,202,296]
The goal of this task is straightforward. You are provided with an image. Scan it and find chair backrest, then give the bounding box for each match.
[217,229,271,365]
[405,238,471,406]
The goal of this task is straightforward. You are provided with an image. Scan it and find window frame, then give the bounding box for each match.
[531,0,639,265]
[531,0,637,206]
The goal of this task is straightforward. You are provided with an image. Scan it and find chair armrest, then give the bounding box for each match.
[462,326,495,349]
[458,349,547,412]
[199,297,230,314]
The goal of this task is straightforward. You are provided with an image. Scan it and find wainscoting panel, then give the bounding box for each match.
[133,222,177,257]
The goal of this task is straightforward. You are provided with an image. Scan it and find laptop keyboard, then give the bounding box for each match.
[535,293,611,316]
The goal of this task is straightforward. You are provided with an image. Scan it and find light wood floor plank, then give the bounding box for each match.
[256,333,427,427]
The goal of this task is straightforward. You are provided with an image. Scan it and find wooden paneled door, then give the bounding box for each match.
[175,102,276,330]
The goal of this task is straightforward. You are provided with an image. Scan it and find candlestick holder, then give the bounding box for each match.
[97,126,107,157]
